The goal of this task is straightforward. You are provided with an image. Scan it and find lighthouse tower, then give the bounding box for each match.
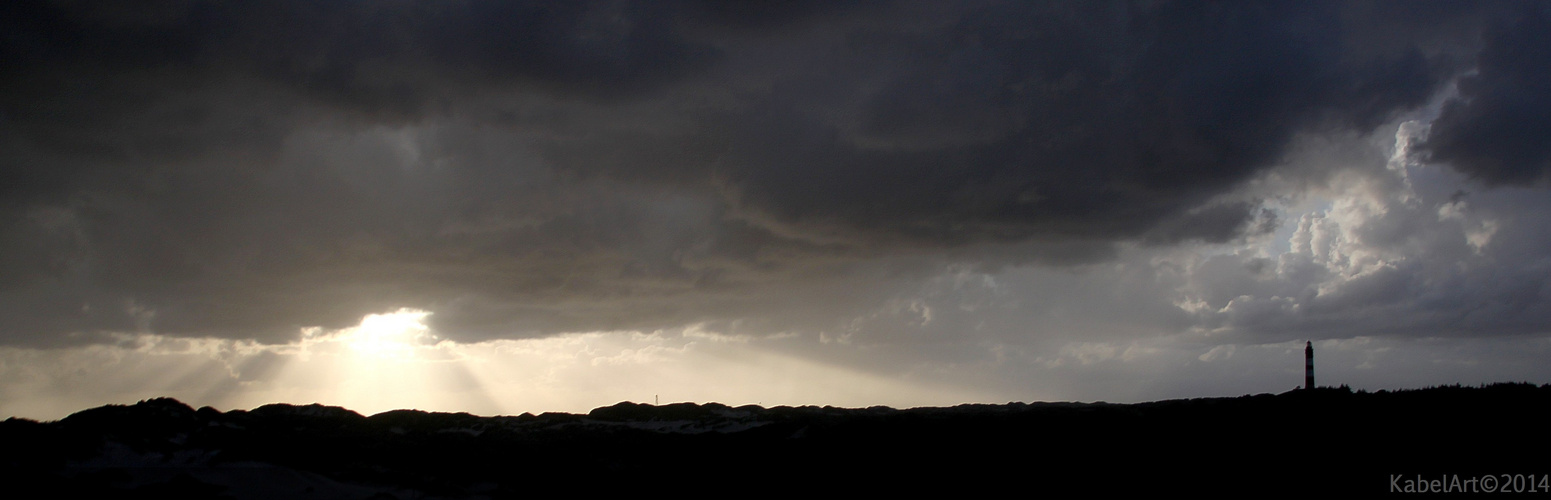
[1304,341,1315,390]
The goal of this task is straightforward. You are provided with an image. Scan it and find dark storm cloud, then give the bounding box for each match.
[1421,3,1551,185]
[0,0,717,173]
[551,1,1448,246]
[0,0,718,104]
[0,0,1504,345]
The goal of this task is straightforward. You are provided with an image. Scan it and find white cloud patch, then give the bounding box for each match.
[1164,113,1551,342]
[1198,345,1236,362]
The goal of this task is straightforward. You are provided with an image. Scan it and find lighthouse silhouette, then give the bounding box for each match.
[1304,341,1315,390]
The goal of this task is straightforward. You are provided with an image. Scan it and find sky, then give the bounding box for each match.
[4,0,1551,420]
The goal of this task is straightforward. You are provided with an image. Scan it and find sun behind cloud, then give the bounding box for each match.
[337,308,436,360]
[277,308,485,415]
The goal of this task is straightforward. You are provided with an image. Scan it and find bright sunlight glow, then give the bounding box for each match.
[342,309,435,359]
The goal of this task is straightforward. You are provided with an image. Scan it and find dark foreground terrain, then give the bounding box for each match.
[3,384,1548,498]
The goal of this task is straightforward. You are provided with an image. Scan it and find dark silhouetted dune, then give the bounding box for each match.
[4,384,1548,497]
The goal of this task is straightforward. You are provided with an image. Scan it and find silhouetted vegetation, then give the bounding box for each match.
[3,384,1548,497]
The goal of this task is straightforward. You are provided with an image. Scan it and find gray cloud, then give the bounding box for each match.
[1172,123,1551,343]
[0,0,1539,349]
[1420,3,1551,185]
